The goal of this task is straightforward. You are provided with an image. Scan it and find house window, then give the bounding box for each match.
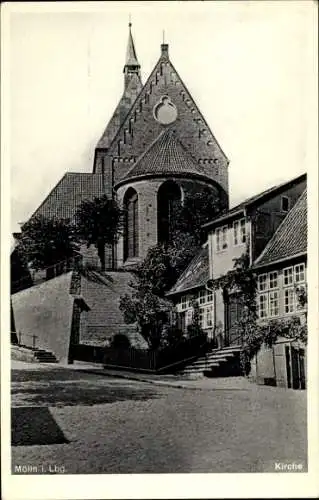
[216,226,228,251]
[281,196,290,212]
[283,267,293,286]
[284,288,295,314]
[181,296,188,310]
[199,304,214,329]
[295,263,305,283]
[269,291,279,317]
[233,219,246,246]
[269,271,278,289]
[199,290,206,305]
[124,188,139,260]
[258,294,268,318]
[206,289,213,303]
[205,306,213,328]
[258,274,268,292]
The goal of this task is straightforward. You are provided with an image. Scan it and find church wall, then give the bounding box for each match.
[116,176,225,268]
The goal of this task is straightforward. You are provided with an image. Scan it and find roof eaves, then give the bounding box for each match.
[252,252,307,270]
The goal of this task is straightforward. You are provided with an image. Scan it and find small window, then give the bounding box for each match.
[216,226,228,251]
[233,219,246,246]
[281,196,290,212]
[295,263,305,283]
[269,271,278,289]
[284,288,295,314]
[199,308,205,328]
[283,267,293,286]
[181,296,188,310]
[258,274,268,292]
[206,306,213,327]
[269,291,279,317]
[258,294,268,318]
[199,290,206,305]
[206,289,213,303]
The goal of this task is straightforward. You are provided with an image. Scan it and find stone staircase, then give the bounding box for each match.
[179,345,242,378]
[32,348,58,363]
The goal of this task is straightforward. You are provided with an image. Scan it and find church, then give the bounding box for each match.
[11,24,307,384]
[11,24,230,362]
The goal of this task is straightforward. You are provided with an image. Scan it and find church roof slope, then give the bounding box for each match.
[253,189,307,268]
[115,128,214,186]
[30,173,106,222]
[166,243,209,296]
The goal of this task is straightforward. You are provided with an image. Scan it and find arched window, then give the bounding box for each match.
[157,180,181,244]
[124,188,139,260]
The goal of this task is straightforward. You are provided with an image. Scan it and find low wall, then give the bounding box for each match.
[11,273,74,363]
[11,346,38,363]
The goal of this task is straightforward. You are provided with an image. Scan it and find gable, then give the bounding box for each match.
[254,189,307,267]
[94,47,229,194]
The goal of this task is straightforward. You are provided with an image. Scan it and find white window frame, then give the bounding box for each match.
[198,290,206,305]
[269,290,279,317]
[294,263,305,284]
[269,271,278,290]
[206,289,213,303]
[233,218,246,246]
[283,266,294,287]
[199,304,214,329]
[216,226,228,252]
[258,293,268,319]
[258,273,268,292]
[181,296,188,311]
[284,287,295,314]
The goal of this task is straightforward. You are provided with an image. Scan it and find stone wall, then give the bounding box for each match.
[11,272,74,363]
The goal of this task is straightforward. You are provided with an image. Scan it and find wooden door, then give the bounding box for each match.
[225,293,243,346]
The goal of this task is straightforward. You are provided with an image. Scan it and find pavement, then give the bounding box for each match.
[11,359,307,473]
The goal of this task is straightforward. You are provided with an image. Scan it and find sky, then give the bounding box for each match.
[7,1,317,233]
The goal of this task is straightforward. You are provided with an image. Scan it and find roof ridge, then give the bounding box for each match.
[254,188,307,266]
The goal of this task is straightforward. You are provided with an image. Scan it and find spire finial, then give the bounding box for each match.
[162,30,165,44]
[129,14,132,28]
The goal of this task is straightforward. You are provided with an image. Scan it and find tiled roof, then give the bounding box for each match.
[203,173,306,229]
[254,189,307,267]
[167,243,209,296]
[30,173,106,222]
[116,128,213,186]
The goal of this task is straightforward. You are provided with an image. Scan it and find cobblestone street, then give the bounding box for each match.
[11,363,307,474]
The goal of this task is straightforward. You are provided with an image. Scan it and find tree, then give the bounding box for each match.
[119,284,173,350]
[134,189,225,298]
[172,186,225,246]
[75,195,123,271]
[17,216,80,280]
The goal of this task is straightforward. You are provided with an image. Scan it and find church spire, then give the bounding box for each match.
[123,20,141,89]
